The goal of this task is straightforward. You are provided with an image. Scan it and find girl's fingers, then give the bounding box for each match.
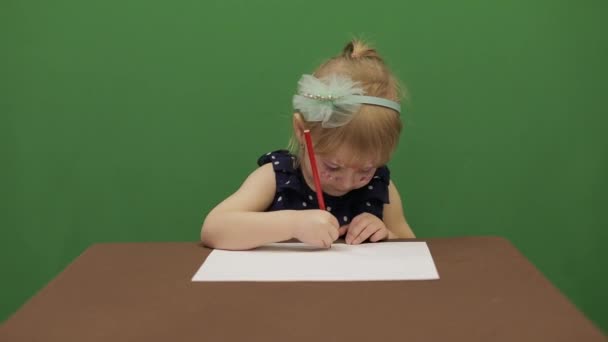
[345,219,367,244]
[369,228,388,242]
[350,224,379,244]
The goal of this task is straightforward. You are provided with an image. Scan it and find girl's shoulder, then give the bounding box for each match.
[257,150,298,173]
[256,150,309,209]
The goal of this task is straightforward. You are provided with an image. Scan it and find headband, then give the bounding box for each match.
[292,74,401,128]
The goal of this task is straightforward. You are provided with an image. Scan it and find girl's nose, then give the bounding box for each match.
[336,173,357,192]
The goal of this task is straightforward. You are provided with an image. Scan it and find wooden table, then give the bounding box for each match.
[1,237,605,341]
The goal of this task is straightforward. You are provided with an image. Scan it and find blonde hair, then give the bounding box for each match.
[289,39,405,167]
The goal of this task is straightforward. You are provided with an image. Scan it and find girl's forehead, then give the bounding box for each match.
[319,147,378,168]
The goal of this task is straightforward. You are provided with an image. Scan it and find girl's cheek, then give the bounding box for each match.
[321,171,343,183]
[321,171,333,181]
[359,175,372,183]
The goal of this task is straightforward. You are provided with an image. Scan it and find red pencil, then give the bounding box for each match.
[303,130,326,210]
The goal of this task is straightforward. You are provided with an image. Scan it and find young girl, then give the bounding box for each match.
[201,40,415,250]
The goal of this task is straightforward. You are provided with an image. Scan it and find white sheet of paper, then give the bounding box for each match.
[192,242,439,282]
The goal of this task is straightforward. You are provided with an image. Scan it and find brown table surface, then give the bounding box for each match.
[0,237,605,341]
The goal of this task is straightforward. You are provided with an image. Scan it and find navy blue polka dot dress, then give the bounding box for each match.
[257,150,391,225]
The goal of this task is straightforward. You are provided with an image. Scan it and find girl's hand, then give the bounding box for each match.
[292,210,340,248]
[341,212,389,245]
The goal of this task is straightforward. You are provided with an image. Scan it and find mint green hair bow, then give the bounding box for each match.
[292,74,401,128]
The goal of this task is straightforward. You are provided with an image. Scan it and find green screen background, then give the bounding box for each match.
[1,0,606,332]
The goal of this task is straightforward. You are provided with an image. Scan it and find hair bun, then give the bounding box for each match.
[342,40,383,61]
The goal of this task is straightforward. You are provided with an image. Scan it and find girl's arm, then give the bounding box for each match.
[201,164,339,250]
[201,164,293,250]
[382,180,416,238]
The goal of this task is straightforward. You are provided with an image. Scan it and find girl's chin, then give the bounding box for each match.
[323,188,348,197]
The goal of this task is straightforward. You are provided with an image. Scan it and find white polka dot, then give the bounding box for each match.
[343,216,349,222]
[277,196,282,202]
[308,195,313,200]
[373,176,380,179]
[274,161,280,165]
[271,155,276,159]
[327,206,332,212]
[302,202,307,207]
[285,180,290,185]
[366,202,371,206]
[266,152,271,155]
[368,185,374,190]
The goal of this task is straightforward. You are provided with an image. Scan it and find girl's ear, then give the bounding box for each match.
[292,112,306,144]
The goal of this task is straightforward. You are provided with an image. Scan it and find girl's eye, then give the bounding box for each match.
[324,163,340,171]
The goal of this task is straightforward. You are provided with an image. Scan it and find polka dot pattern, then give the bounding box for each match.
[258,150,390,222]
